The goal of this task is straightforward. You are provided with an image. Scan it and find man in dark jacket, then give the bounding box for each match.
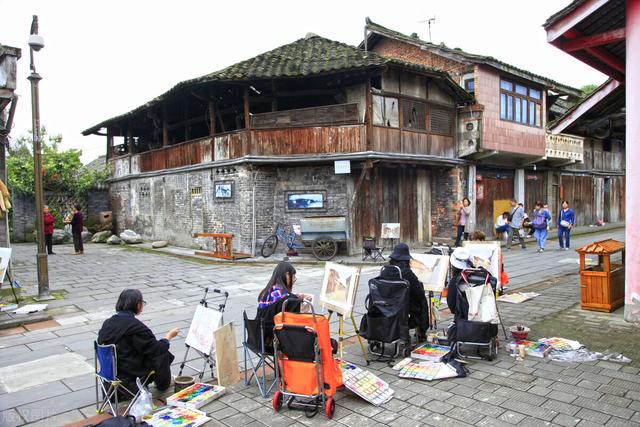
[98,289,180,392]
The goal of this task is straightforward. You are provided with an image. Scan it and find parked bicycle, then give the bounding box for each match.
[261,223,305,258]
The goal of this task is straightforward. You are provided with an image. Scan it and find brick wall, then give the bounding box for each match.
[372,39,472,80]
[431,166,466,240]
[475,65,546,156]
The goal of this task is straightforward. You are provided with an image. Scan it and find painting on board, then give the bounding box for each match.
[319,262,361,316]
[285,191,326,211]
[214,181,233,199]
[462,241,502,286]
[185,305,223,354]
[410,254,449,292]
[381,223,400,239]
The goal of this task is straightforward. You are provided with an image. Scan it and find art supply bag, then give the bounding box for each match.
[128,378,153,421]
[91,415,150,426]
[465,284,498,323]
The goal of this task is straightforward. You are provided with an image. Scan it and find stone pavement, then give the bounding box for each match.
[0,227,638,426]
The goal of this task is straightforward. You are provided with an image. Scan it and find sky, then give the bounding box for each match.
[2,0,606,164]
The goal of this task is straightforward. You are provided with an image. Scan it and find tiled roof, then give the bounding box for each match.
[576,238,625,254]
[363,18,581,97]
[83,35,470,135]
[543,0,586,28]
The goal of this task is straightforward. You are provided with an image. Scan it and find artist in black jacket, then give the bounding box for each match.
[388,243,429,340]
[98,289,180,392]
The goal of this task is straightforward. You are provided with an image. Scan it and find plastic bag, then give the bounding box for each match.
[550,348,632,363]
[128,377,153,421]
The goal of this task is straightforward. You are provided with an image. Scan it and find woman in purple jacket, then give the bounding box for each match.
[557,200,575,250]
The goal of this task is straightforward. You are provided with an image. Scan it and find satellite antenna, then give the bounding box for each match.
[418,16,436,43]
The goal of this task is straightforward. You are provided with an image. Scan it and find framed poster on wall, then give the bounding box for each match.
[214,181,233,201]
[285,191,327,212]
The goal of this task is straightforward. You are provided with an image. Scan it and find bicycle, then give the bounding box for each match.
[261,223,305,258]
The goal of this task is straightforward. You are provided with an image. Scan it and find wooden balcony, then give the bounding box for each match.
[545,132,584,162]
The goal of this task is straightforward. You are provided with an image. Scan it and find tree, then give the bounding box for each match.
[7,127,108,199]
[580,84,599,97]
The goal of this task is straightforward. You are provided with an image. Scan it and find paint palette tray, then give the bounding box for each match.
[166,382,226,410]
[144,406,210,427]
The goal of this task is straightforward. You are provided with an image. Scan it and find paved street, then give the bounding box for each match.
[1,227,638,426]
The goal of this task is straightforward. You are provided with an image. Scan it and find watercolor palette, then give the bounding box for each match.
[166,382,226,410]
[398,361,459,381]
[410,343,450,362]
[338,360,394,406]
[144,406,210,427]
[511,340,551,358]
[537,337,581,352]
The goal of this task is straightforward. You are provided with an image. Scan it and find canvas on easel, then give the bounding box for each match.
[0,247,13,284]
[462,241,502,287]
[319,262,360,316]
[410,254,449,292]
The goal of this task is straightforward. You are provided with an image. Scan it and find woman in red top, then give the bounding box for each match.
[43,205,55,255]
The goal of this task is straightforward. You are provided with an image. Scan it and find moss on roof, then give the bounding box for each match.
[83,35,470,135]
[363,17,581,97]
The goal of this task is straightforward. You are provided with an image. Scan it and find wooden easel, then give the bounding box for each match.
[327,310,369,365]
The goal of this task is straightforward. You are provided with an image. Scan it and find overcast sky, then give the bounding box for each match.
[3,0,606,163]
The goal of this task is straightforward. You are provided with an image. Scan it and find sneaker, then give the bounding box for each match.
[540,248,545,252]
[564,247,569,251]
[537,248,542,253]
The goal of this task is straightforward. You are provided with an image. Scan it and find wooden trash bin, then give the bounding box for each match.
[576,239,625,312]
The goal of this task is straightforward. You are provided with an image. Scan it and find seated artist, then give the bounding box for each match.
[386,243,429,341]
[256,261,304,337]
[446,247,472,342]
[98,289,180,393]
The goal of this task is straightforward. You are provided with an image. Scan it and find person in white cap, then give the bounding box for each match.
[446,247,472,342]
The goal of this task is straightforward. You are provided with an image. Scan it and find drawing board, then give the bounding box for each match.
[410,254,449,292]
[185,305,223,354]
[319,262,360,316]
[462,241,502,286]
[212,322,240,386]
[0,247,12,284]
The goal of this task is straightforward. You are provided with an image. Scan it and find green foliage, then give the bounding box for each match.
[7,127,108,199]
[580,84,598,97]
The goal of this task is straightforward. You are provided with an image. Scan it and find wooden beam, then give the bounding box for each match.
[106,128,114,160]
[244,86,251,155]
[546,0,610,42]
[365,75,373,152]
[562,27,626,52]
[184,101,190,141]
[271,80,278,112]
[162,107,168,147]
[208,100,216,136]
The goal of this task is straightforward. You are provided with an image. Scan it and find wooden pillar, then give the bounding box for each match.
[184,101,190,141]
[127,127,134,155]
[208,100,216,136]
[106,128,114,160]
[244,86,251,155]
[365,76,373,152]
[162,107,169,147]
[271,80,278,112]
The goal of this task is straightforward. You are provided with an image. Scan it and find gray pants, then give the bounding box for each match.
[506,226,525,249]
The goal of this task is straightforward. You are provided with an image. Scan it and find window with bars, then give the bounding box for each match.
[499,79,542,127]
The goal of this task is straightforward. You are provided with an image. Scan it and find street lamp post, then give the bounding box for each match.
[28,15,51,300]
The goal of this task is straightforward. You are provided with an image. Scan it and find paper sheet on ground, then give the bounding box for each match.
[13,304,48,314]
[497,292,540,304]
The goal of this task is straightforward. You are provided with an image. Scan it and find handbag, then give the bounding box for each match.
[560,220,571,228]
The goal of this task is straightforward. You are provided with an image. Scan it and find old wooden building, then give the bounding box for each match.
[362,18,624,235]
[83,34,472,255]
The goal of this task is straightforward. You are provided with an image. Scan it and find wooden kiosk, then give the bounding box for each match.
[576,239,625,312]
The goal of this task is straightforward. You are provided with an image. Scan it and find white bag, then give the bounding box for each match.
[465,284,498,324]
[129,377,154,421]
[560,220,571,228]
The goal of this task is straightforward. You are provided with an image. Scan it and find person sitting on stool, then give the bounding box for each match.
[98,289,180,393]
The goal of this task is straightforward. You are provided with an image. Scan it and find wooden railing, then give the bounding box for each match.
[138,137,212,172]
[251,103,360,129]
[193,233,251,260]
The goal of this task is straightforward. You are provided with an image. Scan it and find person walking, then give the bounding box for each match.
[531,201,551,253]
[506,199,526,250]
[43,205,55,255]
[557,200,575,250]
[69,204,84,255]
[454,198,471,247]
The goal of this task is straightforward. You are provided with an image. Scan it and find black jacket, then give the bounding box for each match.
[98,311,171,380]
[383,264,429,332]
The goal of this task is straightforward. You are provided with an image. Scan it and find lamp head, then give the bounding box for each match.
[28,34,44,51]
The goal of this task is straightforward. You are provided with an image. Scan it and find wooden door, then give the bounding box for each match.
[476,174,514,236]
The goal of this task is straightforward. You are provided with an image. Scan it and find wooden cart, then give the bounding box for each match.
[299,216,347,261]
[576,239,625,312]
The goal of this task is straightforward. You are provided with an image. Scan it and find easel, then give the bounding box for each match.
[4,269,20,304]
[178,288,229,380]
[327,310,369,365]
